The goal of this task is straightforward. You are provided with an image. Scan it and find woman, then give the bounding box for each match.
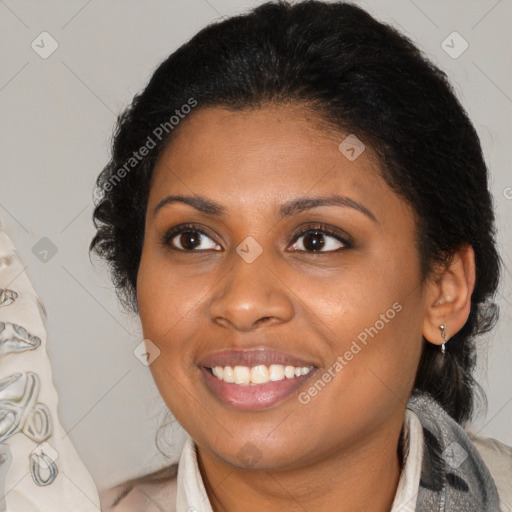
[91,1,512,510]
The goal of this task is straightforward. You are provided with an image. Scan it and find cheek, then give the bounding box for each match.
[300,249,424,393]
[293,247,417,336]
[136,253,202,416]
[136,248,207,341]
[136,251,215,412]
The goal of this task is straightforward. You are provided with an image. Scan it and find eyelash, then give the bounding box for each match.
[159,222,352,253]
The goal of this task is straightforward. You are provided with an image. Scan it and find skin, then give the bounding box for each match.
[136,104,475,512]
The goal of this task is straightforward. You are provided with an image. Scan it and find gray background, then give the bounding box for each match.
[1,0,510,491]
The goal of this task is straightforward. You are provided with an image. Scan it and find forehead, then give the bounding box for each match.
[151,105,382,194]
[146,105,420,235]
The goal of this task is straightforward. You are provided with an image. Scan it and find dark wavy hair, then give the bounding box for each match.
[90,0,501,426]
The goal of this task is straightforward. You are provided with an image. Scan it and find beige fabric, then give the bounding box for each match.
[100,476,177,512]
[467,429,512,512]
[0,220,101,511]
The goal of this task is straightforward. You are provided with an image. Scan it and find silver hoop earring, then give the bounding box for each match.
[439,324,448,355]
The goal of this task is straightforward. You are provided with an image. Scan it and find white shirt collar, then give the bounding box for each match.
[176,435,213,512]
[176,408,423,512]
[390,408,424,512]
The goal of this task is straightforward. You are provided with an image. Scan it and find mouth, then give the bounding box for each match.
[199,348,318,410]
[204,363,314,385]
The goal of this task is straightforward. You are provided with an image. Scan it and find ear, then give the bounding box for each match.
[422,244,476,346]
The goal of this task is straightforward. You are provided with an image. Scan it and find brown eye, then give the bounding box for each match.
[177,231,202,250]
[160,224,221,252]
[302,232,327,251]
[289,225,351,253]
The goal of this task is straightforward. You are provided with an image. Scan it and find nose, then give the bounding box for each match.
[208,249,294,332]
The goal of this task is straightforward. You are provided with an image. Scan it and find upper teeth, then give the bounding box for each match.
[211,364,313,385]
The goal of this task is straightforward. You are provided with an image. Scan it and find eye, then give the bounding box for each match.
[159,222,352,253]
[159,223,221,252]
[288,223,352,253]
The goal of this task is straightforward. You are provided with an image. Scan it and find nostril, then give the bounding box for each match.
[256,317,273,325]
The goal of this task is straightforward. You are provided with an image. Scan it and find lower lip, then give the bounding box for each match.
[200,366,317,410]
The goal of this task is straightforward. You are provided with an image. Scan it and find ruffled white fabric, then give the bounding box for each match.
[0,220,101,511]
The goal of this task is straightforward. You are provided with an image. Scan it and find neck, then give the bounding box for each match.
[196,414,404,512]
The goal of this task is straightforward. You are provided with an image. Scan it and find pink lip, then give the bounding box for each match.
[199,347,317,369]
[200,366,317,410]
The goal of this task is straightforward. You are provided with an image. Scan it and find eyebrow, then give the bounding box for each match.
[152,193,377,223]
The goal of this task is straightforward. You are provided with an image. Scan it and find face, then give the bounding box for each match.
[137,105,427,472]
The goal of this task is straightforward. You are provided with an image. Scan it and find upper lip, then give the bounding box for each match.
[200,347,317,368]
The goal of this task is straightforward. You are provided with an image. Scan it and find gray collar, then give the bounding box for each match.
[408,393,500,512]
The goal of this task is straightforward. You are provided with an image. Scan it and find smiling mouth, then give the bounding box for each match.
[204,364,315,386]
[198,346,319,409]
[200,364,318,411]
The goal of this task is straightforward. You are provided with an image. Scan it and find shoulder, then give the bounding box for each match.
[466,430,512,511]
[98,464,178,512]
